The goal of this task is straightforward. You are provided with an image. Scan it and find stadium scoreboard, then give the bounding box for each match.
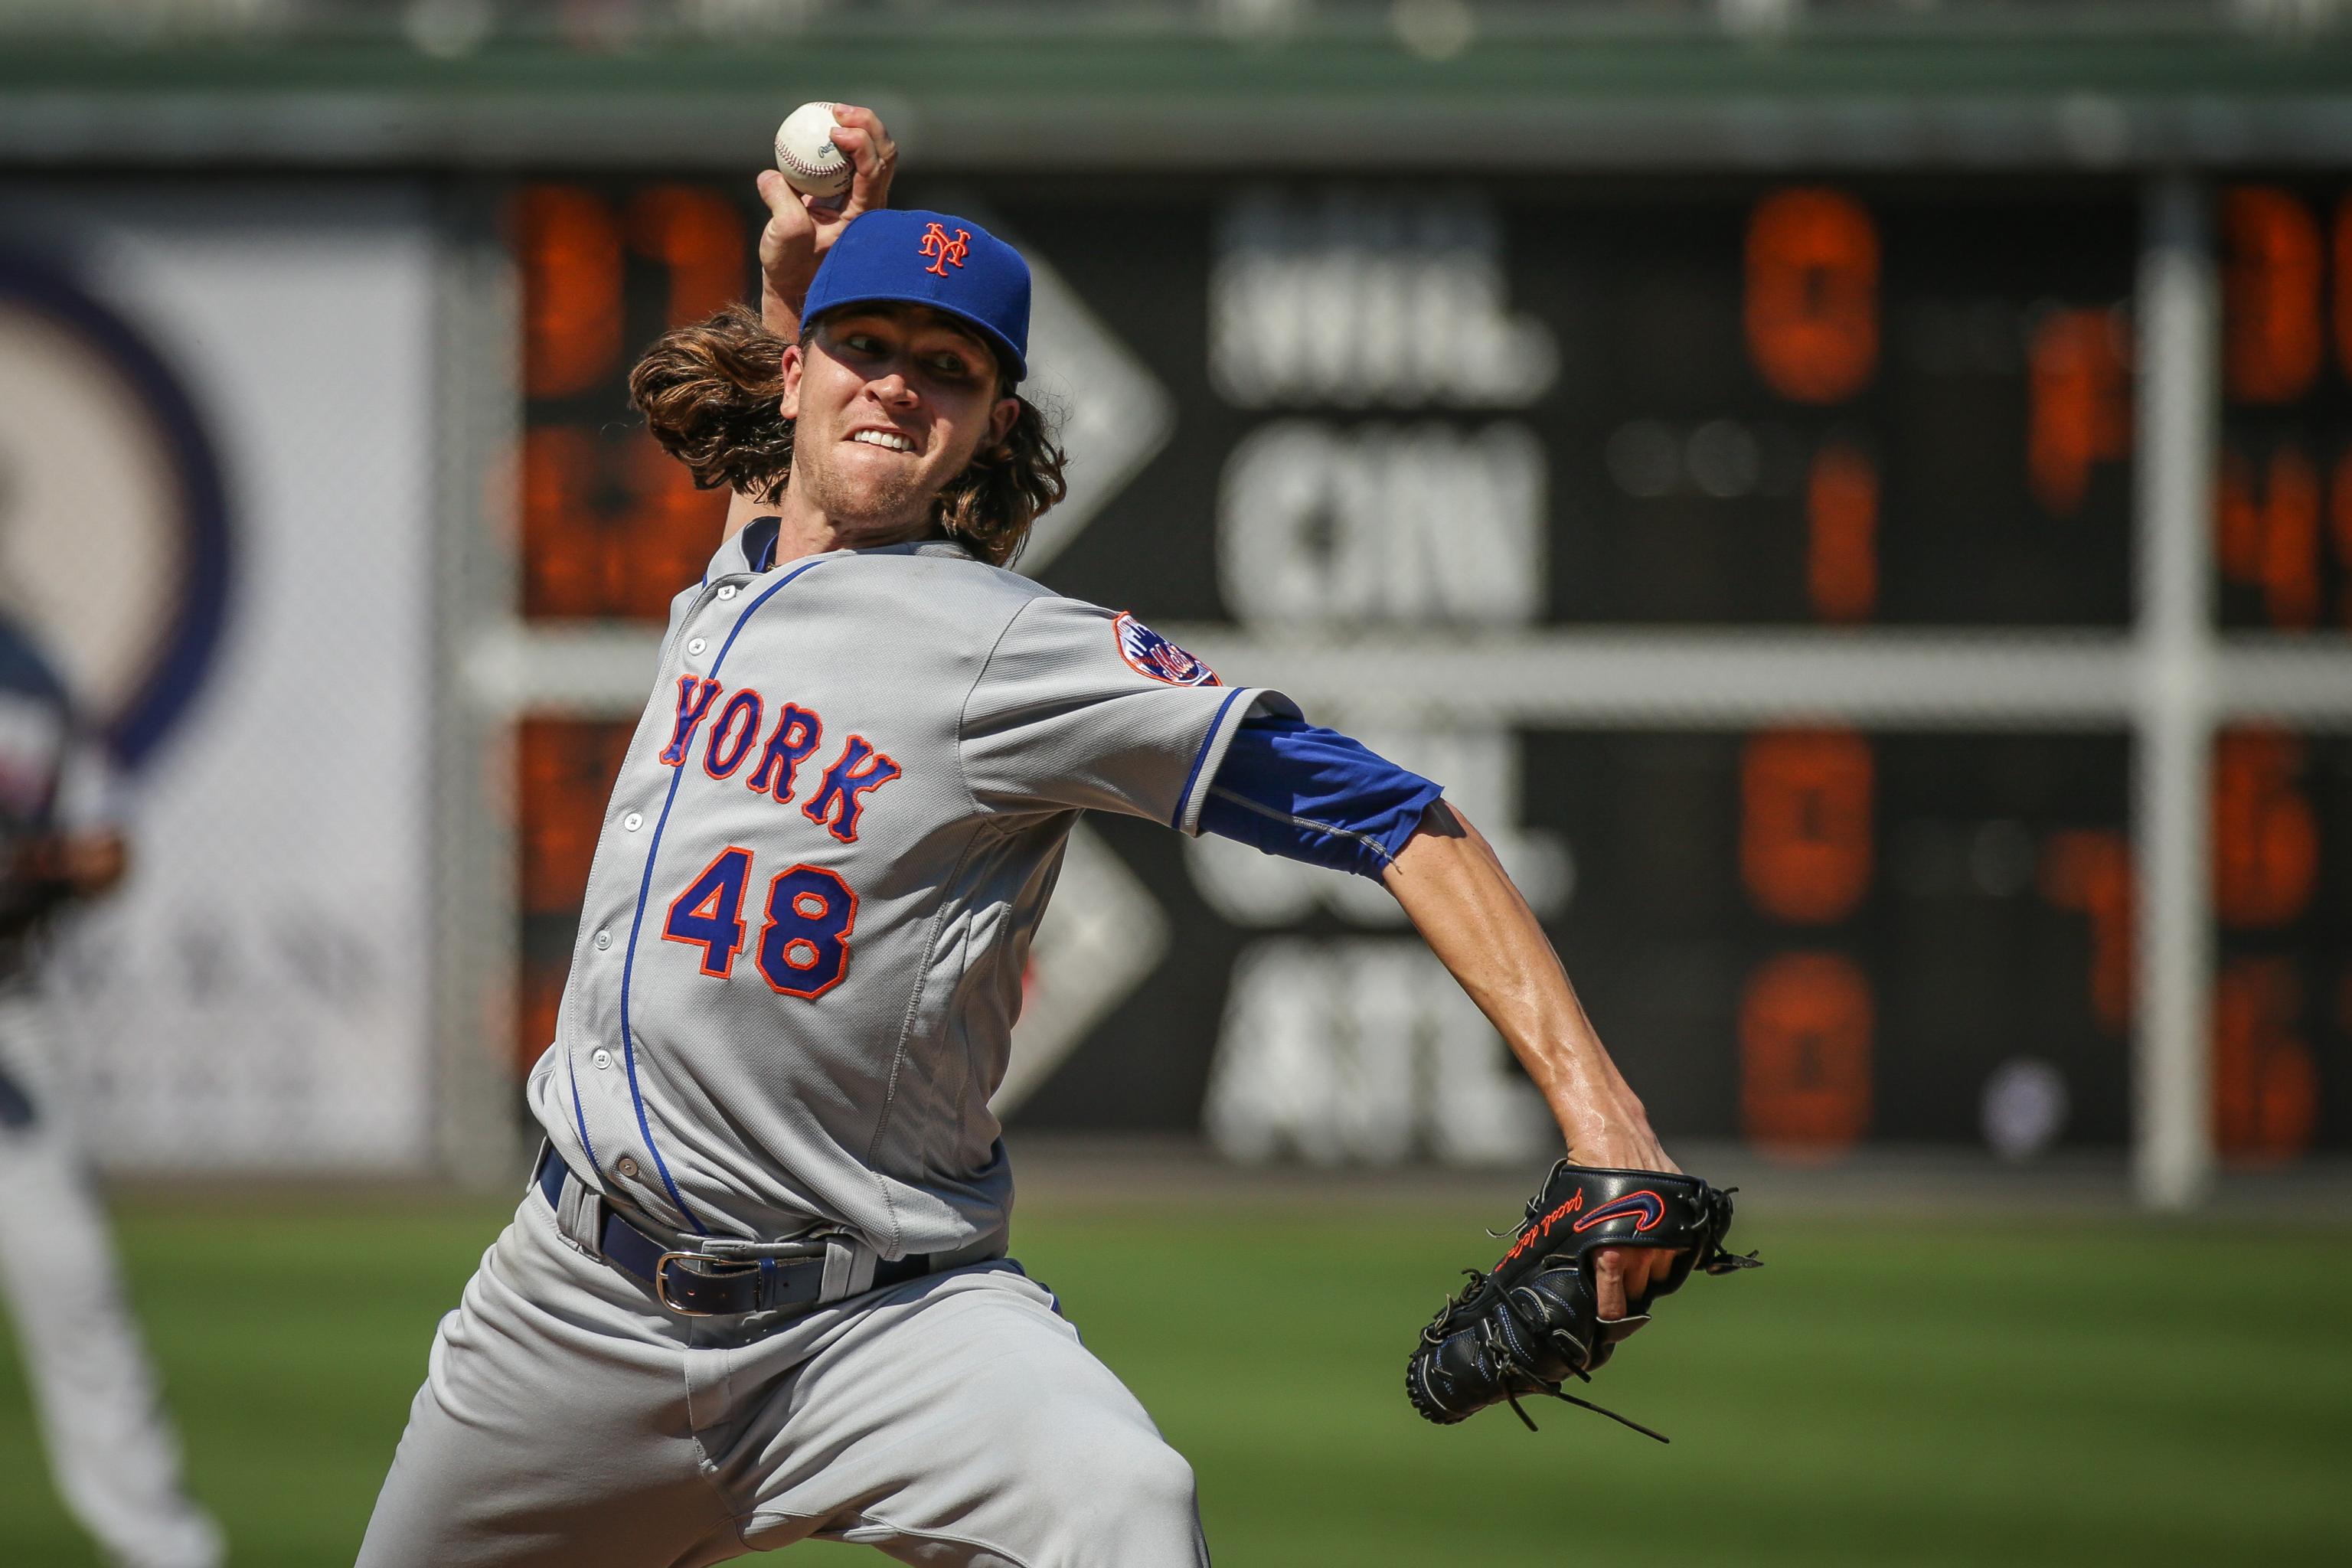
[511,174,2352,1165]
[515,176,2142,626]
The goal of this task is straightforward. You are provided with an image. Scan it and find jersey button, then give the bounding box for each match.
[622,812,644,832]
[616,1156,641,1179]
[686,637,709,657]
[591,1048,612,1070]
[716,585,738,600]
[594,929,612,950]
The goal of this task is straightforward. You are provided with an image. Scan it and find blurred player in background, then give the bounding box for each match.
[0,606,224,1568]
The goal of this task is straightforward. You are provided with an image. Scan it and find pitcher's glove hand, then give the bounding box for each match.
[1406,1161,1759,1442]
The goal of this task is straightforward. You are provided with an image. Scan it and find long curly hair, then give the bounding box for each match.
[627,303,1067,568]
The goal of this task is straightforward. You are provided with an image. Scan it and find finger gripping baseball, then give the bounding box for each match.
[1405,1162,1759,1442]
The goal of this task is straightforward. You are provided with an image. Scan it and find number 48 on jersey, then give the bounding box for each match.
[662,848,858,1000]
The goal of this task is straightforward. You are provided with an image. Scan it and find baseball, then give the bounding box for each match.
[773,101,853,199]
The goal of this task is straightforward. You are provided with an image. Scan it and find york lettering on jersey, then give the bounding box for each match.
[804,736,903,844]
[659,678,723,766]
[701,690,765,780]
[657,681,900,843]
[748,703,823,804]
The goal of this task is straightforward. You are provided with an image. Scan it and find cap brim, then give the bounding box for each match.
[805,292,1027,383]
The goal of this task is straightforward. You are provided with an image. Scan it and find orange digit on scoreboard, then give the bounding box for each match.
[2213,956,2318,1162]
[516,719,635,1070]
[2221,186,2322,405]
[2216,443,2323,630]
[2026,308,2131,518]
[1740,728,1874,924]
[627,185,750,329]
[2038,829,2133,1034]
[1743,188,1880,405]
[1739,951,1874,1160]
[516,185,622,400]
[2213,727,2319,929]
[518,719,635,915]
[517,956,570,1077]
[1805,441,1878,622]
[519,425,601,619]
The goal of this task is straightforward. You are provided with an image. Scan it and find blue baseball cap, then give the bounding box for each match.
[802,209,1030,381]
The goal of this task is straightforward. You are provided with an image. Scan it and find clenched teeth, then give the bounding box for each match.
[852,430,915,452]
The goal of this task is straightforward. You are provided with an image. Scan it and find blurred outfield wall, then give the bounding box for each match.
[3,2,2351,1201]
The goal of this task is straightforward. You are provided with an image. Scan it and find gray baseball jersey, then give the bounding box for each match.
[525,533,1292,1259]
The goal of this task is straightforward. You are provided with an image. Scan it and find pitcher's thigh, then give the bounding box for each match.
[742,1266,1207,1568]
[356,1214,743,1568]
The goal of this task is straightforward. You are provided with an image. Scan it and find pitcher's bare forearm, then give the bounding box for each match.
[1383,801,1680,1317]
[1380,802,1671,1174]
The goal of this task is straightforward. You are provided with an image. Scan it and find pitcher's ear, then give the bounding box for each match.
[780,342,805,421]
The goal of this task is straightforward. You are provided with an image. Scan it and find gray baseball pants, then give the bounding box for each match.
[0,982,225,1568]
[355,1189,1209,1567]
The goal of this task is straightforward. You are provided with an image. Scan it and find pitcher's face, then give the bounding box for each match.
[781,305,1018,541]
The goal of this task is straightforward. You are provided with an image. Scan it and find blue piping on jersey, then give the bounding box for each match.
[563,1041,603,1181]
[617,556,829,1235]
[1170,688,1249,831]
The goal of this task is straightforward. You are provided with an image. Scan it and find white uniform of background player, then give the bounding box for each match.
[0,611,225,1568]
[358,109,1686,1566]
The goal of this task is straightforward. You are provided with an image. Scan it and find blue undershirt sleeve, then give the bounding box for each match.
[1197,713,1446,879]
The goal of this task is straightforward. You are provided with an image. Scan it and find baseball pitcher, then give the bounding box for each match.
[358,109,1726,1566]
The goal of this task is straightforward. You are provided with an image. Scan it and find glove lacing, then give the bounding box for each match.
[1429,1267,1671,1444]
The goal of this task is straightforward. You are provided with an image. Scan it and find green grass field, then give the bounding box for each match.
[2,1191,2347,1566]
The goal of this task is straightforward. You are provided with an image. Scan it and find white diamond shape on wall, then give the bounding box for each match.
[1011,241,1177,572]
[995,822,1168,1116]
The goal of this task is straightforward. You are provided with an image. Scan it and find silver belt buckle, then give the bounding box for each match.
[652,1251,760,1317]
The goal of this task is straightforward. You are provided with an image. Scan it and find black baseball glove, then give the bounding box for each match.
[1406,1161,1759,1442]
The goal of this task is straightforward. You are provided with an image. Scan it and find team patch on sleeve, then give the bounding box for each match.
[1113,613,1220,688]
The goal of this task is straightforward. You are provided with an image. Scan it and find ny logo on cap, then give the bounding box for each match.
[920,222,972,277]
